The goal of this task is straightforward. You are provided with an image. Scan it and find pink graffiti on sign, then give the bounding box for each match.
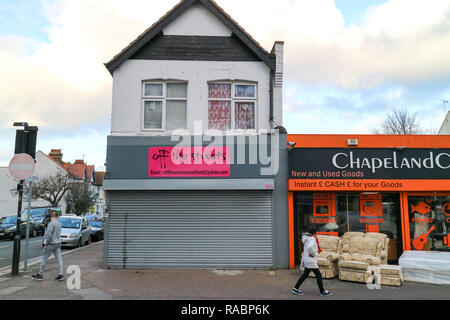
[148,146,231,177]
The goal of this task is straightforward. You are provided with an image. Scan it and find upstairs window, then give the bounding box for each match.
[208,82,257,131]
[143,82,187,131]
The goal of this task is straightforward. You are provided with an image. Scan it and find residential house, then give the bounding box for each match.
[0,150,68,217]
[103,0,288,270]
[439,111,450,135]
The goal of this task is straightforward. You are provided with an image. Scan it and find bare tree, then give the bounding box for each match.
[18,171,71,207]
[65,182,98,216]
[375,108,426,135]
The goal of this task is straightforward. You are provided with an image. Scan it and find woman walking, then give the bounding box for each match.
[291,225,333,296]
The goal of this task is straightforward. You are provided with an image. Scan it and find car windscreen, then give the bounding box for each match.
[58,218,81,229]
[2,216,17,224]
[30,208,47,218]
[88,220,104,228]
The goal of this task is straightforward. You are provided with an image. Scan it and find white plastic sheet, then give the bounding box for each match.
[399,251,450,285]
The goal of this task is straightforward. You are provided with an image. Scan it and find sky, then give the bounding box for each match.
[0,0,450,170]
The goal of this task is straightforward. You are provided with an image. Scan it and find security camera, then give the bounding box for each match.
[287,141,297,151]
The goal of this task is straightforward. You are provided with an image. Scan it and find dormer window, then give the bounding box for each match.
[142,81,187,131]
[208,82,257,131]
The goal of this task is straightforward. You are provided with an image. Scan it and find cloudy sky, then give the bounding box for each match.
[1,0,449,169]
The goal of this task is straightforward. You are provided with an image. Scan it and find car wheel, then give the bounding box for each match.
[77,238,82,248]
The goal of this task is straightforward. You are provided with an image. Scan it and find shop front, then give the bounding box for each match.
[103,134,289,270]
[287,135,450,269]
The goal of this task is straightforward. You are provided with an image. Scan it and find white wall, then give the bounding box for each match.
[439,111,450,135]
[0,151,67,217]
[111,59,272,135]
[0,167,19,217]
[163,2,231,37]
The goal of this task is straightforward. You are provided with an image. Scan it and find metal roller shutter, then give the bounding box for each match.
[106,190,273,269]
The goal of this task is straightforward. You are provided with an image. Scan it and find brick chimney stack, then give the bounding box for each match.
[74,159,85,164]
[49,149,63,163]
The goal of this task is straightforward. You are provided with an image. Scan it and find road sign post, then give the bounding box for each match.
[10,123,38,276]
[24,176,39,272]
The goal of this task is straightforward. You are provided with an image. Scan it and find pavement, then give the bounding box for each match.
[0,242,449,300]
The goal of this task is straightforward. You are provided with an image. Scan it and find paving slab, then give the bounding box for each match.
[0,242,448,300]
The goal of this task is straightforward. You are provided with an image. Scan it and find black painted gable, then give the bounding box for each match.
[105,0,275,75]
[130,34,261,62]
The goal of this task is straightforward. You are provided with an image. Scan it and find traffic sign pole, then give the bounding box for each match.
[11,180,24,275]
[10,123,38,276]
[24,180,33,271]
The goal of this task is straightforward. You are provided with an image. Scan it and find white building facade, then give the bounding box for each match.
[0,151,68,218]
[103,0,289,269]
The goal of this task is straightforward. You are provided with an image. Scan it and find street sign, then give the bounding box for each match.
[25,175,40,184]
[9,153,35,181]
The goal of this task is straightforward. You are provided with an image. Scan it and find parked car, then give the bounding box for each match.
[39,207,63,229]
[88,219,104,242]
[0,214,36,240]
[57,216,91,248]
[23,207,61,236]
[84,214,104,222]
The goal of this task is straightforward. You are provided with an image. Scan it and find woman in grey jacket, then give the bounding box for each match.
[291,225,332,296]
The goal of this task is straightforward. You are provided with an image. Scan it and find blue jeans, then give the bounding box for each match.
[39,243,63,276]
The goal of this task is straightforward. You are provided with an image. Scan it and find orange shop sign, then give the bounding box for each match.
[289,179,450,191]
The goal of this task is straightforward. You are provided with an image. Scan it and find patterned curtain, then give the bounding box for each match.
[209,101,231,130]
[208,84,231,130]
[235,102,255,130]
[208,84,231,99]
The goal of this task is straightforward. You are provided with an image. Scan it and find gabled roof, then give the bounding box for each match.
[104,0,275,75]
[62,162,87,181]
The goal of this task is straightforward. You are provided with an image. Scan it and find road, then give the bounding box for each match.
[0,236,46,269]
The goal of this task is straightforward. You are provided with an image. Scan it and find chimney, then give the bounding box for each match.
[75,159,85,164]
[49,149,63,163]
[271,41,284,127]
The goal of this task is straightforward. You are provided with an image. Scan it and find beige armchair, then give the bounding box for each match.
[314,235,343,279]
[341,232,365,254]
[338,236,382,283]
[365,232,390,265]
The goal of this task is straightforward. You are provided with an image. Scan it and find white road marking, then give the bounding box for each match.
[0,246,9,249]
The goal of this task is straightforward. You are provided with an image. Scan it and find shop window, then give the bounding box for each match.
[294,192,402,262]
[408,195,450,252]
[313,193,335,217]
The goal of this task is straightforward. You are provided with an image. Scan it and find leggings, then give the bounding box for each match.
[294,267,325,293]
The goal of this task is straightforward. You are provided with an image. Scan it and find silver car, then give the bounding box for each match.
[58,216,91,248]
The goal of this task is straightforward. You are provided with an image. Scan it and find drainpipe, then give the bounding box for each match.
[270,69,274,130]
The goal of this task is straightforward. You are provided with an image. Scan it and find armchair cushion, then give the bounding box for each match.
[342,232,365,253]
[350,237,381,257]
[365,232,388,249]
[351,253,381,265]
[339,260,370,270]
[319,251,340,262]
[317,235,342,255]
[317,258,332,267]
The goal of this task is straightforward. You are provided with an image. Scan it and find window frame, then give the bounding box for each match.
[207,81,258,132]
[141,81,188,132]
